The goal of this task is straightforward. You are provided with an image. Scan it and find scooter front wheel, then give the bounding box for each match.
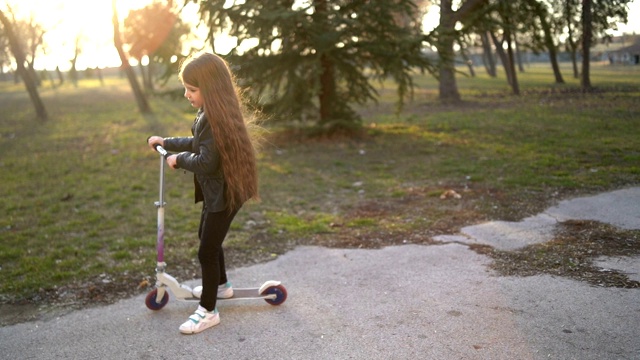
[145,288,169,310]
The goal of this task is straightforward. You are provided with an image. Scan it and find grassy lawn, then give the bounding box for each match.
[0,63,639,306]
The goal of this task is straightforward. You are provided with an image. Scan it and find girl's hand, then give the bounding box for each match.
[147,136,164,150]
[166,155,178,169]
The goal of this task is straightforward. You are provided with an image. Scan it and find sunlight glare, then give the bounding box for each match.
[5,0,194,71]
[3,0,639,73]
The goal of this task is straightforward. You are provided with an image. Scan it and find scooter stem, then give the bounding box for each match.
[156,149,166,263]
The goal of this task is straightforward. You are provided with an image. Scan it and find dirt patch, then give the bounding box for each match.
[480,220,640,288]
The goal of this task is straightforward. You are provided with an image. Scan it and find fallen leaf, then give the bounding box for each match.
[440,189,462,199]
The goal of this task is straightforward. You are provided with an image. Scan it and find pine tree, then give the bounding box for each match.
[198,0,433,133]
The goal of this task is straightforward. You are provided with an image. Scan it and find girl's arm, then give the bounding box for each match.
[147,135,193,152]
[162,136,193,152]
[174,123,220,175]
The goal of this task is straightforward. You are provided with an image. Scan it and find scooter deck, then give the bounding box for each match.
[222,288,266,300]
[180,288,266,301]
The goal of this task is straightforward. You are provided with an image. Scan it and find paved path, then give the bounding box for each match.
[2,187,639,360]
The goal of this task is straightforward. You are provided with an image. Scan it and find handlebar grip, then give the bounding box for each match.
[154,144,168,157]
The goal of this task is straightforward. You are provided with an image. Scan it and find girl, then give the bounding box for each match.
[147,52,260,334]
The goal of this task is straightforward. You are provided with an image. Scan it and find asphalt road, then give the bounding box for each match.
[2,187,639,360]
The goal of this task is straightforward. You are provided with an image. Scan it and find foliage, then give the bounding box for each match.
[195,0,434,133]
[122,1,192,86]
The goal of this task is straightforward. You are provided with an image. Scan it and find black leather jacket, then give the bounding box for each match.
[163,110,226,212]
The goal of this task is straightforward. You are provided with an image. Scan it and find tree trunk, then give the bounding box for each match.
[537,6,565,84]
[490,32,513,85]
[480,32,497,77]
[318,53,336,125]
[146,59,155,92]
[565,1,580,78]
[570,48,579,78]
[437,0,461,103]
[27,62,41,87]
[55,66,64,86]
[112,0,151,114]
[461,48,476,77]
[436,0,488,102]
[491,30,520,95]
[0,10,48,121]
[581,0,592,90]
[69,60,79,87]
[315,0,336,124]
[96,67,104,86]
[138,63,148,93]
[504,27,520,95]
[514,37,525,73]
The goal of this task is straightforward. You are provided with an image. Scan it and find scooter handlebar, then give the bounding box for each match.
[154,144,169,157]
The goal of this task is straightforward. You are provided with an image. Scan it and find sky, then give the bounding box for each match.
[5,0,208,71]
[5,0,640,72]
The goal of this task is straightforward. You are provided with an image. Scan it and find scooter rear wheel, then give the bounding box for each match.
[262,284,287,306]
[145,288,169,310]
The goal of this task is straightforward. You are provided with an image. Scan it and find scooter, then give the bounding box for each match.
[145,145,287,310]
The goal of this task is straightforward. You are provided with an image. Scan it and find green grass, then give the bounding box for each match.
[1,63,639,301]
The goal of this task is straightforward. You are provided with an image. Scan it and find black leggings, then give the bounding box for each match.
[197,207,238,311]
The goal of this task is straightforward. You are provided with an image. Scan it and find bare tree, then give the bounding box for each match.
[22,14,45,87]
[69,34,82,87]
[0,7,47,121]
[112,0,151,114]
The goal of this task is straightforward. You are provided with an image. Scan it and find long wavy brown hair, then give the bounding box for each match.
[179,52,261,211]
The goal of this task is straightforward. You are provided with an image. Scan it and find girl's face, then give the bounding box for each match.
[183,82,203,109]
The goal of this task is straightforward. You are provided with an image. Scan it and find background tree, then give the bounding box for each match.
[68,34,82,87]
[580,0,632,91]
[431,0,488,103]
[485,0,563,92]
[559,0,631,82]
[55,66,64,86]
[197,0,434,133]
[123,0,191,92]
[479,31,498,77]
[148,5,192,86]
[489,0,521,95]
[558,0,582,78]
[0,21,10,81]
[581,0,593,90]
[0,7,47,121]
[527,0,565,84]
[472,0,559,94]
[112,0,151,114]
[4,12,46,87]
[22,14,45,87]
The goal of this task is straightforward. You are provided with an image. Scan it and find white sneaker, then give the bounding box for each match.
[217,282,234,299]
[179,307,220,334]
[192,286,202,298]
[192,282,234,299]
